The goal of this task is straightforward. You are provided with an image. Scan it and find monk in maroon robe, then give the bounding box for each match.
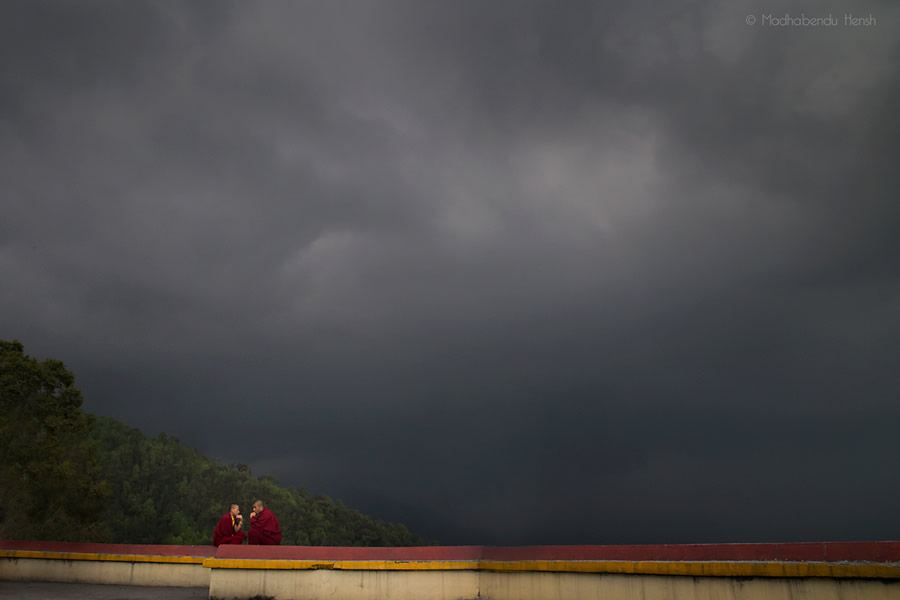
[213,503,247,546]
[248,499,282,545]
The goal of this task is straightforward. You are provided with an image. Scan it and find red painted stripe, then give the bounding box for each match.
[0,540,216,558]
[482,542,900,562]
[214,545,485,561]
[3,540,898,563]
[820,542,900,563]
[215,542,900,563]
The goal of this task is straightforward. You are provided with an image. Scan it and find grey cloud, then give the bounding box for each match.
[2,0,898,544]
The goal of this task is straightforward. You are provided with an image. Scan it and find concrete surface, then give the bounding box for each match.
[0,581,207,599]
[478,571,900,600]
[209,567,481,600]
[0,557,210,587]
[206,568,900,600]
[5,541,900,600]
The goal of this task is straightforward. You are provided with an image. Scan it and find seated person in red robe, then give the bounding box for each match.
[213,503,247,546]
[248,499,282,545]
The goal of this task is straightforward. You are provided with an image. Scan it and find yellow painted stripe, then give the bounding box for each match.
[200,558,900,578]
[202,558,482,570]
[0,550,206,565]
[6,551,898,579]
[479,560,900,579]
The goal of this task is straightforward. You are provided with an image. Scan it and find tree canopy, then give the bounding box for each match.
[91,415,426,546]
[0,339,107,541]
[0,339,427,546]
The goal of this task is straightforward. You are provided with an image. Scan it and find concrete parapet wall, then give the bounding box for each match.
[209,568,481,600]
[207,568,900,600]
[478,572,900,600]
[2,540,899,599]
[0,557,210,587]
[204,542,900,600]
[0,541,214,588]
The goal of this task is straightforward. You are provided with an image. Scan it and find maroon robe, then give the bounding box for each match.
[213,513,247,546]
[249,507,282,545]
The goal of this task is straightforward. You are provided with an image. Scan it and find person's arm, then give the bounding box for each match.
[233,515,243,532]
[256,511,279,535]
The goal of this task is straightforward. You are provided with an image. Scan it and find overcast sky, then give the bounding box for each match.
[2,0,898,545]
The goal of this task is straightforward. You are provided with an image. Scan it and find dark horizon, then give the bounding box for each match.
[2,0,898,546]
[93,406,897,546]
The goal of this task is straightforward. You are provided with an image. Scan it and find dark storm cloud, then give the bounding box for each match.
[1,0,898,544]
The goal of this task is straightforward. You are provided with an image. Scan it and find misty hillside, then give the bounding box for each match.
[89,415,427,546]
[2,338,424,545]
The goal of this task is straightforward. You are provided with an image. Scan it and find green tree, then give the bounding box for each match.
[0,339,108,541]
[90,415,428,546]
[0,340,428,545]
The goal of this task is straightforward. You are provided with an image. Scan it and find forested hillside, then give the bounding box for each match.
[0,339,425,546]
[0,340,108,542]
[90,416,424,546]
